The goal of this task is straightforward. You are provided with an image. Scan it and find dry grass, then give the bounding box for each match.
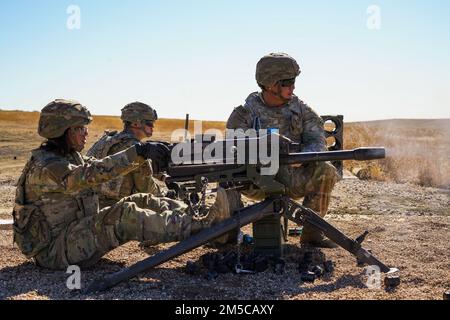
[343,120,450,189]
[1,110,449,189]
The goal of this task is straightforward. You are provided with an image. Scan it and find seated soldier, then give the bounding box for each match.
[87,102,164,209]
[226,53,340,248]
[12,99,231,270]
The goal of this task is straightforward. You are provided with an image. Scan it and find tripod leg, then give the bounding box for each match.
[283,197,392,273]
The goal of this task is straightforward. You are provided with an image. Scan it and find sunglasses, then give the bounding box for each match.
[71,126,88,134]
[143,120,154,128]
[279,78,296,87]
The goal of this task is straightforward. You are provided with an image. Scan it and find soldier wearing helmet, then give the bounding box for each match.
[226,53,340,248]
[87,102,163,208]
[120,101,159,140]
[12,99,231,270]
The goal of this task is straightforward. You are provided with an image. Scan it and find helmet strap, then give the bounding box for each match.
[135,121,153,139]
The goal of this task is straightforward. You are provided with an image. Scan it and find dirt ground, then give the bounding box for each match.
[1,174,449,300]
[0,112,448,300]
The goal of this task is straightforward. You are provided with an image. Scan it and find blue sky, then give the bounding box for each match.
[0,0,449,121]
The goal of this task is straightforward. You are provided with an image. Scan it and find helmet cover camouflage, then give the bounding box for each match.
[38,99,92,139]
[256,53,301,87]
[121,102,158,123]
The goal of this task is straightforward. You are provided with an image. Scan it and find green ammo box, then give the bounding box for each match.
[252,215,284,257]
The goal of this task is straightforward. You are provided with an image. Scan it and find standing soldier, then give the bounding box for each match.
[87,102,164,209]
[12,99,231,270]
[226,53,340,248]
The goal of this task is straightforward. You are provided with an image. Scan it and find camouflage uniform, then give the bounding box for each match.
[12,99,227,270]
[227,92,338,208]
[87,102,162,208]
[226,53,340,244]
[87,130,162,208]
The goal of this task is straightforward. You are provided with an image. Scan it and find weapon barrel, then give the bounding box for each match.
[280,147,385,165]
[165,147,385,183]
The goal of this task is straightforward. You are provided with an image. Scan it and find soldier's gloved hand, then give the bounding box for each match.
[135,142,171,173]
[165,190,178,199]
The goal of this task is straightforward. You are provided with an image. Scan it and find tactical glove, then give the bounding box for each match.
[164,189,178,199]
[135,142,171,173]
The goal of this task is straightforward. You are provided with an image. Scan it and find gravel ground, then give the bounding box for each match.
[0,177,449,300]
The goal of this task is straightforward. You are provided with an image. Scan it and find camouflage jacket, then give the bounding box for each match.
[226,92,327,152]
[87,130,161,207]
[12,146,145,259]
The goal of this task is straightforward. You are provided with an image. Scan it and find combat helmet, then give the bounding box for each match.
[121,102,158,123]
[38,99,92,139]
[256,53,301,87]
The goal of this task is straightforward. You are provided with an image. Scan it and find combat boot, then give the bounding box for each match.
[190,187,231,234]
[209,188,242,246]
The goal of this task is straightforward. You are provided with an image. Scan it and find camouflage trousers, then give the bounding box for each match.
[97,177,163,209]
[35,194,194,270]
[243,162,339,217]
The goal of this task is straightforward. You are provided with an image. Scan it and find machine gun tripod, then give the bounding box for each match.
[86,194,398,293]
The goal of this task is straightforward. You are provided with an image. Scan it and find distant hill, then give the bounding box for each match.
[350,119,450,132]
[1,109,449,128]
